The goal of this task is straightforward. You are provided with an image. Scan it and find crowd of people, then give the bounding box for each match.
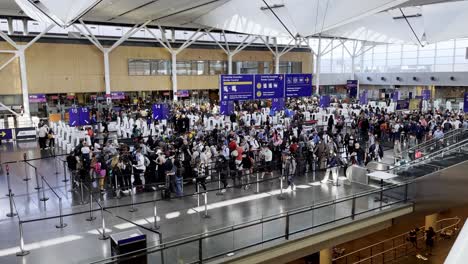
[59,98,467,197]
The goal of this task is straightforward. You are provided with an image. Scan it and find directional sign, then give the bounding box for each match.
[220,100,234,116]
[111,92,126,100]
[346,80,358,98]
[79,107,90,125]
[220,75,254,101]
[0,129,12,140]
[319,95,330,107]
[464,93,468,113]
[422,90,431,100]
[254,74,285,99]
[69,107,80,126]
[396,99,410,110]
[152,104,170,120]
[271,98,285,112]
[359,91,368,105]
[285,74,312,97]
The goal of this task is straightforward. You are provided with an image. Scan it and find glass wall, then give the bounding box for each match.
[358,38,468,73]
[128,59,302,76]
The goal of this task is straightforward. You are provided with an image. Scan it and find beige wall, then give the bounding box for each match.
[0,41,313,94]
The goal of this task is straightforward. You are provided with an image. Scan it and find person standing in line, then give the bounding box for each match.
[38,124,49,149]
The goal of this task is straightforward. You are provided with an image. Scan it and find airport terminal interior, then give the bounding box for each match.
[1,0,468,263]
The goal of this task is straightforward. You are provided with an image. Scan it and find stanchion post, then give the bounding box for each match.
[216,171,223,196]
[278,175,285,200]
[153,200,159,230]
[197,183,200,208]
[56,197,67,228]
[351,195,356,220]
[23,153,31,181]
[54,155,59,175]
[6,165,17,217]
[34,167,40,190]
[40,177,49,202]
[86,190,96,221]
[129,181,137,212]
[255,172,260,194]
[98,206,110,240]
[203,191,210,219]
[16,222,30,256]
[62,160,69,182]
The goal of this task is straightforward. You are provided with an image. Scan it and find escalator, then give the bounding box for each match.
[368,134,468,214]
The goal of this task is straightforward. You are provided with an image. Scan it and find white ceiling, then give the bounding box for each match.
[0,0,467,44]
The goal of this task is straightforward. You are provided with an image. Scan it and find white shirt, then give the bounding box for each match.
[261,148,273,162]
[81,146,91,154]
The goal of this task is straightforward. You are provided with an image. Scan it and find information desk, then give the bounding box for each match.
[110,229,147,264]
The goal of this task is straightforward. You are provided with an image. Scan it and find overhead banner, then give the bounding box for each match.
[346,80,358,98]
[220,100,234,116]
[111,92,125,100]
[152,104,170,120]
[359,91,368,105]
[176,90,190,98]
[220,75,254,101]
[285,74,313,98]
[319,95,330,108]
[254,74,285,99]
[29,94,46,103]
[422,90,431,100]
[464,93,468,113]
[271,98,285,112]
[392,91,400,101]
[0,129,13,140]
[396,100,410,110]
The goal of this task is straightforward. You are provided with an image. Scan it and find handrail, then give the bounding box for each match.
[333,217,461,262]
[348,217,461,264]
[368,137,468,174]
[88,181,414,264]
[409,128,463,149]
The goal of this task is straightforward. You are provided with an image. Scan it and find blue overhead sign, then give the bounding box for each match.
[220,100,234,116]
[79,107,90,126]
[464,93,468,113]
[285,74,312,97]
[346,80,358,98]
[69,107,80,126]
[320,95,330,107]
[254,74,285,99]
[152,104,170,120]
[271,98,285,112]
[220,75,254,101]
[0,129,13,140]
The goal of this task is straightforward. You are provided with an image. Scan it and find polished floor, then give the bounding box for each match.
[0,141,414,264]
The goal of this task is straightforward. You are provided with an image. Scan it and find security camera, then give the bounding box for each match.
[381,77,386,81]
[396,77,402,81]
[366,77,372,81]
[450,76,456,81]
[413,77,418,81]
[430,76,437,81]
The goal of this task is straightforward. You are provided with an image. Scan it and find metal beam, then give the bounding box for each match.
[108,20,153,52]
[78,19,104,51]
[145,26,172,51]
[205,31,228,54]
[0,30,18,49]
[23,24,55,50]
[73,24,104,52]
[0,53,17,72]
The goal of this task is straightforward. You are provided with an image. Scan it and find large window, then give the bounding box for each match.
[357,38,468,73]
[128,59,302,75]
[129,59,151,75]
[209,61,227,75]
